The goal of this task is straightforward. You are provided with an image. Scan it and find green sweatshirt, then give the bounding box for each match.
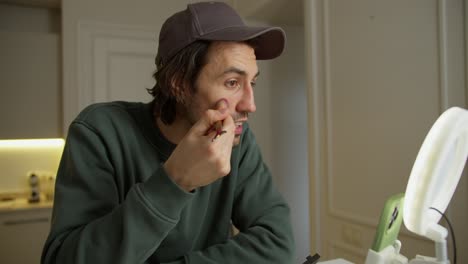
[41,101,295,264]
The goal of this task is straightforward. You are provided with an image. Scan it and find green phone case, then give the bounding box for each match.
[371,193,405,252]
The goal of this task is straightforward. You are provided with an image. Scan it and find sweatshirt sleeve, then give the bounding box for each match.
[41,121,194,264]
[173,129,296,264]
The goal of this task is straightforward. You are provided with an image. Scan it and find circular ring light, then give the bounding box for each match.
[404,107,468,241]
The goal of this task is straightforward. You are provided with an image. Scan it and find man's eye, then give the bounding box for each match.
[226,80,240,89]
[250,81,257,87]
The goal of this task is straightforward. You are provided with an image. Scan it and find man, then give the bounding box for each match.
[42,2,295,263]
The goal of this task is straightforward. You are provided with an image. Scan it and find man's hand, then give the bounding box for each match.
[163,99,235,192]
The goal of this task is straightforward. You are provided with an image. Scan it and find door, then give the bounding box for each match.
[305,0,467,262]
[62,0,197,132]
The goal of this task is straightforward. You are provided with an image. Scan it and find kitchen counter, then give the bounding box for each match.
[0,197,53,213]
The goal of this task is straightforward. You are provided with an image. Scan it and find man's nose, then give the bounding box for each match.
[236,84,256,114]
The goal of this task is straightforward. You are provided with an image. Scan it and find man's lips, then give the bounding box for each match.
[234,119,247,135]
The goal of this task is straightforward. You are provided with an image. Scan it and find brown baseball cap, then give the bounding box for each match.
[157,1,286,66]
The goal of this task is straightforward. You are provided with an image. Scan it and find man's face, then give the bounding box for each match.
[183,41,258,146]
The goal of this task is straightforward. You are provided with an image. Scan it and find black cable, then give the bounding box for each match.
[430,207,457,264]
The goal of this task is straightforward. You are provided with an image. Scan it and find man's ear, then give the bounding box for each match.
[170,76,187,104]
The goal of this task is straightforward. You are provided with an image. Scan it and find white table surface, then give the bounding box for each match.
[318,259,354,264]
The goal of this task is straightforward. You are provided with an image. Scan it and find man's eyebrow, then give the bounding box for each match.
[220,67,260,78]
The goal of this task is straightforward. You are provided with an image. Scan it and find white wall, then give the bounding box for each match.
[249,60,274,167]
[305,0,467,262]
[250,26,310,263]
[270,26,310,262]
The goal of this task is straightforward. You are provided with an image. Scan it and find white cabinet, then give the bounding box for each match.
[0,4,61,139]
[0,208,52,264]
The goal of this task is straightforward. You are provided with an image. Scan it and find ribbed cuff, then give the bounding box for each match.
[139,165,195,221]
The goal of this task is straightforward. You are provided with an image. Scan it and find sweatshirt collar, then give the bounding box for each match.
[137,102,177,160]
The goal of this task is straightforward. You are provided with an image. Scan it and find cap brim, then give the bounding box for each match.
[197,26,286,60]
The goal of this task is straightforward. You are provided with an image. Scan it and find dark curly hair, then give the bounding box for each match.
[147,41,211,125]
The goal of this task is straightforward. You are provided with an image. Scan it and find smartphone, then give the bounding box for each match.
[371,193,405,252]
